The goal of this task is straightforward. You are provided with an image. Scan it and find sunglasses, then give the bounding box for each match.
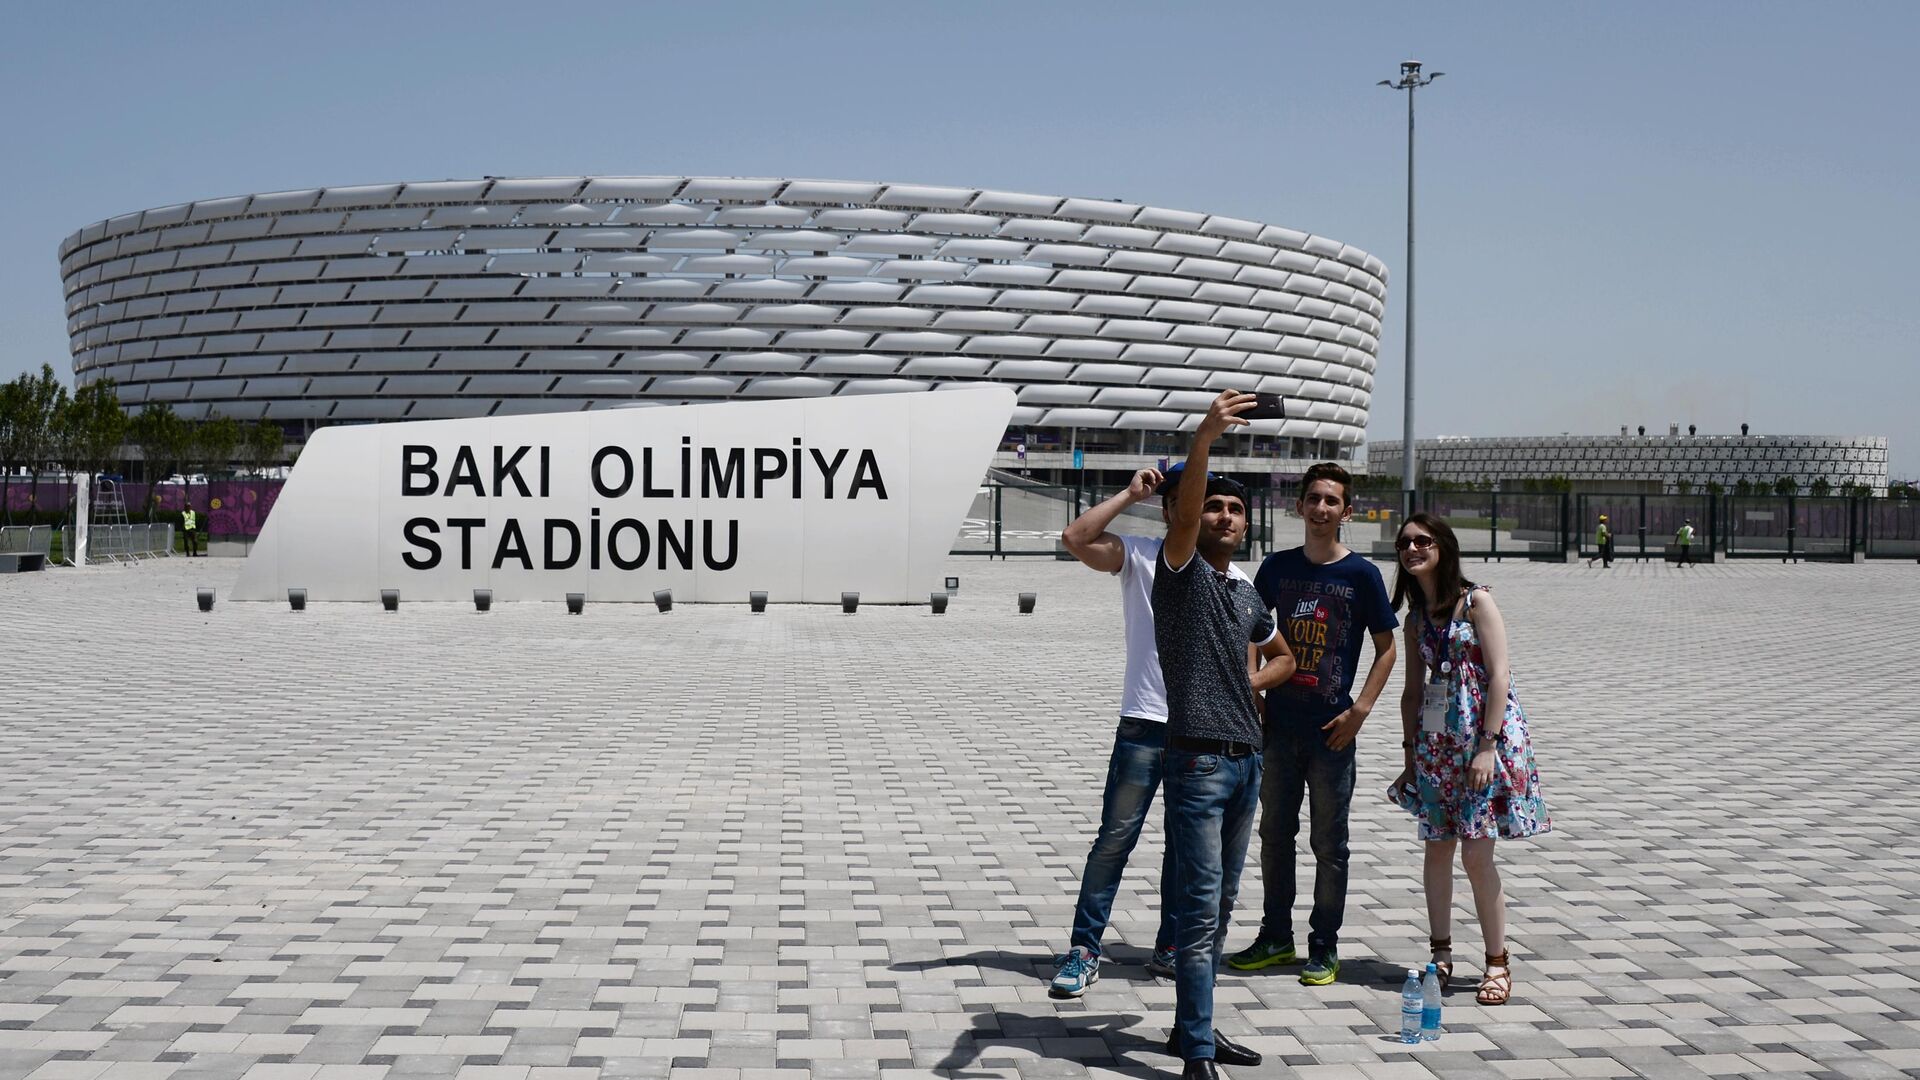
[1394,534,1437,552]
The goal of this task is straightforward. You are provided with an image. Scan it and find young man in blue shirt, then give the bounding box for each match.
[1228,462,1398,986]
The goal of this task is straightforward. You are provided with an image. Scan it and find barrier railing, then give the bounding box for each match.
[951,480,1271,560]
[60,523,174,564]
[0,525,54,557]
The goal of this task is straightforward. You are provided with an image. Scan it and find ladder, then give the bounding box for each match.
[90,476,133,562]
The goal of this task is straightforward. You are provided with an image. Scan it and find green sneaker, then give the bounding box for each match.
[1299,949,1340,985]
[1226,936,1298,971]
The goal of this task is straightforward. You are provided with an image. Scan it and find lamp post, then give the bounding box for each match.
[1380,60,1443,518]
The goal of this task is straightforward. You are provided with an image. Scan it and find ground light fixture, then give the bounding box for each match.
[842,592,859,614]
[945,576,960,593]
[929,592,948,614]
[473,588,492,612]
[381,589,399,612]
[287,588,307,611]
[749,591,768,612]
[654,589,673,612]
[196,587,214,612]
[1019,592,1037,614]
[566,593,585,615]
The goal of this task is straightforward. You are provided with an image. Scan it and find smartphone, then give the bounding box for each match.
[1245,392,1286,421]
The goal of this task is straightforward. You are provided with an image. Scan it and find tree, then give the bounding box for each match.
[18,365,68,522]
[242,420,283,546]
[130,404,187,521]
[57,379,127,479]
[1675,478,1693,495]
[0,377,28,525]
[186,413,242,529]
[1705,481,1725,496]
[1733,479,1754,496]
[1773,475,1799,496]
[1808,477,1832,497]
[244,420,283,478]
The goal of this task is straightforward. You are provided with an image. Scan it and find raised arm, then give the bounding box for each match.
[1061,467,1164,573]
[1163,390,1255,570]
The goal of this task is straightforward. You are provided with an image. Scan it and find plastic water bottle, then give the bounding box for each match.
[1421,961,1443,1040]
[1398,968,1422,1043]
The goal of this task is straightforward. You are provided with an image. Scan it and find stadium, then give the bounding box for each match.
[1370,428,1891,496]
[60,176,1386,480]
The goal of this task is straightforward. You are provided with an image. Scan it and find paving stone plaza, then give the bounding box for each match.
[3,555,1918,1080]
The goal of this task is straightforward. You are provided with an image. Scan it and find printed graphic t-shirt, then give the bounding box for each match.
[1151,548,1278,746]
[1253,548,1398,728]
[1114,534,1251,724]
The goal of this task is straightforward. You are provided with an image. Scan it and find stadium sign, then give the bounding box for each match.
[232,387,1013,604]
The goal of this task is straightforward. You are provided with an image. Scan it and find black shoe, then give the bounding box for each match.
[1181,1060,1219,1080]
[1165,1031,1262,1067]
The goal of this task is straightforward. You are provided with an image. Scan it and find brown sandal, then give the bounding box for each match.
[1429,937,1453,984]
[1477,950,1512,1005]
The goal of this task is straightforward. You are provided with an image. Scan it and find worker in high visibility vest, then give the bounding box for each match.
[182,505,200,557]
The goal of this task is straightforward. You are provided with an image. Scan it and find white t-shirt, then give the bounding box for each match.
[1114,534,1251,723]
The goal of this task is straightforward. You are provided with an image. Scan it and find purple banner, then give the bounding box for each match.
[1,479,284,537]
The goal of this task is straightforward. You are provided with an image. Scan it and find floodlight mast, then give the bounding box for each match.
[1381,60,1443,519]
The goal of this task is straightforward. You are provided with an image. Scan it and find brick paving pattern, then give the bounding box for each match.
[2,555,1917,1080]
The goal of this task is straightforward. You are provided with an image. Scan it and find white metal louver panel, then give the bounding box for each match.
[807,354,904,375]
[836,378,931,395]
[739,376,838,397]
[1018,384,1099,406]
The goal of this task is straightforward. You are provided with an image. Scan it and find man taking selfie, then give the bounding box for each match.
[1152,389,1298,1078]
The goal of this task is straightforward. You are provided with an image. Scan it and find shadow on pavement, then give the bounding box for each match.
[888,944,1165,983]
[929,1010,1163,1076]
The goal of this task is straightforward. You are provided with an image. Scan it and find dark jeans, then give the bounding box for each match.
[1164,747,1261,1062]
[1068,717,1175,956]
[1258,723,1356,953]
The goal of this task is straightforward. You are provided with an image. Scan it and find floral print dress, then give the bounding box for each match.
[1411,587,1550,842]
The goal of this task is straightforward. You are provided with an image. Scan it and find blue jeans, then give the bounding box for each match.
[1259,722,1357,952]
[1164,747,1262,1061]
[1069,717,1175,956]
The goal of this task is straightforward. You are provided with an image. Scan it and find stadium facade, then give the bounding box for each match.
[1370,430,1890,495]
[60,176,1386,476]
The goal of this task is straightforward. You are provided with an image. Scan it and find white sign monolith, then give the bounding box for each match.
[232,387,1014,604]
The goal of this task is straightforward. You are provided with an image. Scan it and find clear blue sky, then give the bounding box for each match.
[5,1,1914,475]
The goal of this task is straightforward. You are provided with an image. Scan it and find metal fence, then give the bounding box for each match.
[60,524,174,564]
[952,480,1272,559]
[1423,492,1920,562]
[1572,493,1717,562]
[1409,491,1580,562]
[1866,500,1920,559]
[955,483,1920,563]
[0,525,55,557]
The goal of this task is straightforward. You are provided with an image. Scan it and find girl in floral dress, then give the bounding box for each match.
[1388,513,1549,1005]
